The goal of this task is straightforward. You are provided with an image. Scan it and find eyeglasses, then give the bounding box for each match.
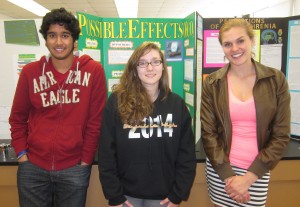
[137,60,162,68]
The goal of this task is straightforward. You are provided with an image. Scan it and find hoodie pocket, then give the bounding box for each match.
[57,124,83,155]
[121,162,172,197]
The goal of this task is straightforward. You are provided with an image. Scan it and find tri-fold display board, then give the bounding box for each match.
[77,12,300,143]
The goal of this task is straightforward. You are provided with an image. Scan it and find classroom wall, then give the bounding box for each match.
[253,0,292,17]
[295,0,300,15]
[0,13,12,19]
[0,19,47,105]
[0,19,46,139]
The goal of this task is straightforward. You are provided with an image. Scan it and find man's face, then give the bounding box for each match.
[45,24,75,61]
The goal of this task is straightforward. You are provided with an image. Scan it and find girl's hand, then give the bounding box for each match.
[160,198,179,207]
[109,200,133,207]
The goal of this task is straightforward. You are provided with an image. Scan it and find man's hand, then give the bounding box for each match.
[18,154,28,162]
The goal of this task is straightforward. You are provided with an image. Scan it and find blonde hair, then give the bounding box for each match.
[113,42,170,125]
[218,18,254,44]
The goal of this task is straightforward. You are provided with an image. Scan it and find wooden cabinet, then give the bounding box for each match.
[0,166,19,207]
[1,161,300,207]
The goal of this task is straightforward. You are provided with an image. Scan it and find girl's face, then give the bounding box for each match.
[221,26,254,67]
[137,49,163,90]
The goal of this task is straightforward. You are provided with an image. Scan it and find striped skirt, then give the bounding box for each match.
[205,159,270,207]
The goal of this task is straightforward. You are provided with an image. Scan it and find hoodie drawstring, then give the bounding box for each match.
[147,117,153,171]
[76,61,80,74]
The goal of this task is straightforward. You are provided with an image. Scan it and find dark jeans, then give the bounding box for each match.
[17,161,91,207]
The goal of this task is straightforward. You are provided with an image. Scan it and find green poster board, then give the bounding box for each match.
[76,12,198,132]
[182,12,196,131]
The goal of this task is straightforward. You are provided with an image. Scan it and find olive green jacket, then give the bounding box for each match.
[201,60,291,180]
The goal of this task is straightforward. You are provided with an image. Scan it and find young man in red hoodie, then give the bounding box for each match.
[9,8,107,207]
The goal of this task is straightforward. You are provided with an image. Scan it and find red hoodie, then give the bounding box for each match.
[9,51,107,170]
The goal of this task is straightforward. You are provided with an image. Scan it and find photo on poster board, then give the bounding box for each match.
[165,40,183,61]
[261,29,278,44]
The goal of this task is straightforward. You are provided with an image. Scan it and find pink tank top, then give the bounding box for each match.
[228,75,258,169]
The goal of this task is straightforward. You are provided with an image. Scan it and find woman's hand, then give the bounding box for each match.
[225,172,258,203]
[160,198,179,207]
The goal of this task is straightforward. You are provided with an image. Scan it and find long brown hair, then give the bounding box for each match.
[113,42,170,125]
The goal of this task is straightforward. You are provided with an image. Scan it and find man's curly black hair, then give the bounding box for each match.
[39,7,80,42]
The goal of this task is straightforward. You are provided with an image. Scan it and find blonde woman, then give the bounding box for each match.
[201,19,290,207]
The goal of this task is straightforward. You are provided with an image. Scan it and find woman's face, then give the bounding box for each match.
[221,26,254,67]
[137,49,163,90]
